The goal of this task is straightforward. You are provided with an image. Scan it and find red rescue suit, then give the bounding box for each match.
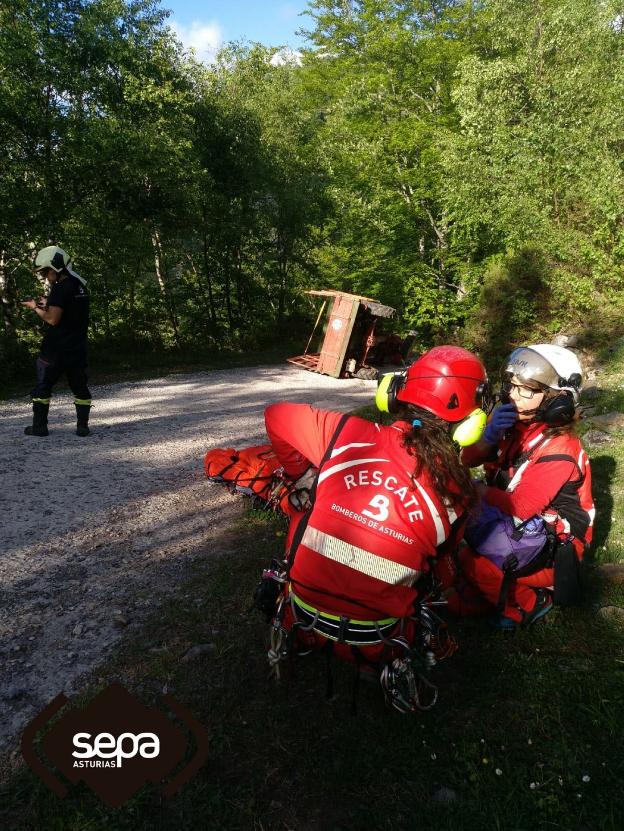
[264,403,466,623]
[458,421,594,621]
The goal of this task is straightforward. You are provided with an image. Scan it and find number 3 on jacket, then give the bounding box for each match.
[362,493,425,523]
[362,495,390,522]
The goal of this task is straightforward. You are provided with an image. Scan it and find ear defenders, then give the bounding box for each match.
[539,391,577,426]
[375,371,405,414]
[451,408,488,447]
[375,372,488,446]
[499,387,576,426]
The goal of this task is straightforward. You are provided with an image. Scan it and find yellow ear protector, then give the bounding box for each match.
[375,372,488,446]
[375,371,404,413]
[451,408,488,447]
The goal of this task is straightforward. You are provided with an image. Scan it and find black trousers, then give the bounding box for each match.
[31,351,91,401]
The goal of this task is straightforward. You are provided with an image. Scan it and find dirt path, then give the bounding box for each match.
[0,364,375,757]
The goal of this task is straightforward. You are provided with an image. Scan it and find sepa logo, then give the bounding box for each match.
[72,731,160,769]
[22,683,208,808]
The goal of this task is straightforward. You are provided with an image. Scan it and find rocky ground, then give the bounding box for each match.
[0,365,375,759]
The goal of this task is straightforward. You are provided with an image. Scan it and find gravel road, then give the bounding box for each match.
[0,364,375,758]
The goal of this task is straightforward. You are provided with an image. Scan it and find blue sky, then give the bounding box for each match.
[162,1,314,61]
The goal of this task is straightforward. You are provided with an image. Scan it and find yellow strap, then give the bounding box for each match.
[74,399,92,406]
[32,398,50,404]
[290,588,398,627]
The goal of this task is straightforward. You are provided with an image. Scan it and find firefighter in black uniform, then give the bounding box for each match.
[21,246,91,437]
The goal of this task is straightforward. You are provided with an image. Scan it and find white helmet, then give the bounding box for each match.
[504,344,583,403]
[34,246,86,285]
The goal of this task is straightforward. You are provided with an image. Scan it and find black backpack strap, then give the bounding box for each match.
[496,555,518,613]
[286,413,349,568]
[534,453,588,545]
[535,453,583,483]
[495,536,556,613]
[503,434,549,475]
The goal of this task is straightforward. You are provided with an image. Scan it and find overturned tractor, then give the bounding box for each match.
[288,290,416,380]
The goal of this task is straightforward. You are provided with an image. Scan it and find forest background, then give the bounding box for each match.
[2,0,623,392]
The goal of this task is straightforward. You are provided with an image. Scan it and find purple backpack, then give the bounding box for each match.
[464,501,551,573]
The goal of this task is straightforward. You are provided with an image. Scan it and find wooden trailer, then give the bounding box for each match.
[288,289,403,379]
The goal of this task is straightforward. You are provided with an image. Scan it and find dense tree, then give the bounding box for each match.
[445,0,624,354]
[2,0,622,389]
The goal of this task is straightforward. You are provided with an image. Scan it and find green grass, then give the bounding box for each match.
[1,354,623,831]
[579,346,624,566]
[2,507,623,831]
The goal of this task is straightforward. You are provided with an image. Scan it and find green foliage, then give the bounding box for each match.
[2,1,624,383]
[302,0,478,338]
[445,0,624,338]
[464,248,553,365]
[0,329,32,391]
[0,3,329,382]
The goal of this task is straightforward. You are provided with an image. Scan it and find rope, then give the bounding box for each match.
[268,628,284,680]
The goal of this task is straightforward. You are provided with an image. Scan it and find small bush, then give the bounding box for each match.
[0,331,33,396]
[463,248,553,366]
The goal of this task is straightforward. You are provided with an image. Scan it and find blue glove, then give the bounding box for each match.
[482,403,518,445]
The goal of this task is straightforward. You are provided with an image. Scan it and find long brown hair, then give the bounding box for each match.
[394,405,477,512]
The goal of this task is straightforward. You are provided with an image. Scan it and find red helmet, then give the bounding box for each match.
[395,346,488,422]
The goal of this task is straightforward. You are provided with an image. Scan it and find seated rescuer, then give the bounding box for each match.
[457,344,595,630]
[263,346,489,681]
[21,246,91,437]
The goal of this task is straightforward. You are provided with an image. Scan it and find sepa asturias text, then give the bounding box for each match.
[72,732,160,768]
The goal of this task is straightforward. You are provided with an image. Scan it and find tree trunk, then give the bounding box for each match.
[128,255,142,337]
[201,207,217,328]
[0,249,17,334]
[151,229,181,348]
[222,253,234,331]
[276,231,289,330]
[101,271,112,342]
[421,200,448,279]
[186,253,216,335]
[234,245,244,321]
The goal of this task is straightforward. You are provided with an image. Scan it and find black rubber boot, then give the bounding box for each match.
[24,402,49,436]
[75,403,91,436]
